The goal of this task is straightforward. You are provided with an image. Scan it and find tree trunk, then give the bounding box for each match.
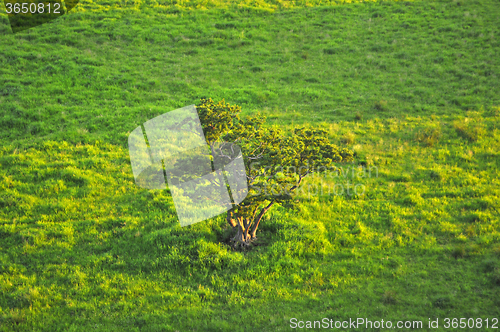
[229,216,253,247]
[228,202,275,248]
[250,202,274,239]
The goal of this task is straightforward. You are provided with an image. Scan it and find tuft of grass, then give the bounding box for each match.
[453,119,485,142]
[355,112,363,121]
[382,290,398,305]
[451,245,466,259]
[491,268,500,286]
[493,244,500,257]
[374,100,388,112]
[460,213,482,223]
[481,259,497,273]
[3,308,26,326]
[433,296,453,309]
[341,132,356,145]
[415,126,441,147]
[429,170,442,181]
[389,173,411,182]
[491,106,500,117]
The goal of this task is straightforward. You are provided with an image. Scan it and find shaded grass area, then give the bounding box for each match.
[0,0,500,330]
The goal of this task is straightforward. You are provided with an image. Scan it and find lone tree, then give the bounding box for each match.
[196,98,354,247]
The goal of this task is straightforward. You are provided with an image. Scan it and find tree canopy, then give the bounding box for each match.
[196,98,354,247]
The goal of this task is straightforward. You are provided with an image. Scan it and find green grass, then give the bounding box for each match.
[1,0,500,330]
[1,0,499,146]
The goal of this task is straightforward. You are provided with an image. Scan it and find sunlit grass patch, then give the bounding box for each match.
[414,125,441,147]
[453,118,486,142]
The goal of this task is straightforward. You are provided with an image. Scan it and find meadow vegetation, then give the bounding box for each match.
[0,0,499,330]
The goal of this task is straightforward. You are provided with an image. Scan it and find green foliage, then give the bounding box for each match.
[196,97,243,143]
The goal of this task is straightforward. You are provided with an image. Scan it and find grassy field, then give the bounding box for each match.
[1,0,500,330]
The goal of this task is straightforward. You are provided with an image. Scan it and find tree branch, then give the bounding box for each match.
[250,201,274,238]
[226,210,237,228]
[288,171,309,192]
